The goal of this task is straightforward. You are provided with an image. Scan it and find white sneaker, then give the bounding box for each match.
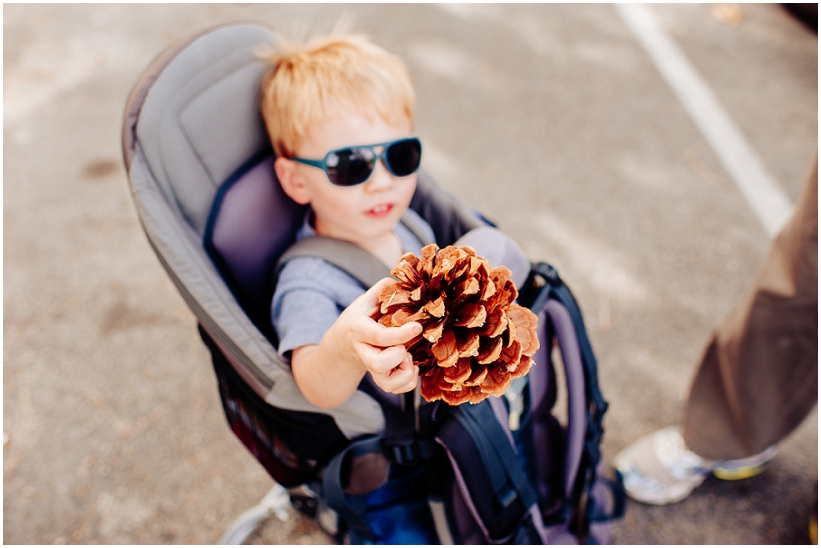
[614,426,777,505]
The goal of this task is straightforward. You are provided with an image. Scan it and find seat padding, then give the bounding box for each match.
[136,23,275,235]
[204,152,306,335]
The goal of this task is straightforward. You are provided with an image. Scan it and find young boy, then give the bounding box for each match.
[261,33,430,409]
[260,31,535,544]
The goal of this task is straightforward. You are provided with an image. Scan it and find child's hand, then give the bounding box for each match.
[291,278,422,408]
[338,277,421,394]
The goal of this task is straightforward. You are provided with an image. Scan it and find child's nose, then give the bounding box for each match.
[363,160,396,192]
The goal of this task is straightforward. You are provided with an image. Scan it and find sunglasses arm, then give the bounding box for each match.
[290,157,325,169]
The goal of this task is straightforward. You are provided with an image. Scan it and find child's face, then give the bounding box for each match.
[286,113,417,248]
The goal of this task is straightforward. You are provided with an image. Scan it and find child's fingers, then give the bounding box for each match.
[389,359,419,394]
[360,344,411,375]
[344,278,423,348]
[372,358,418,394]
[386,373,419,395]
[366,320,422,349]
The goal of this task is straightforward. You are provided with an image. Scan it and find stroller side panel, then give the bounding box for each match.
[128,146,281,396]
[202,324,352,487]
[131,150,389,444]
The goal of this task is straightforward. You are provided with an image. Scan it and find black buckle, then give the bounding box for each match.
[518,262,560,311]
[381,438,434,466]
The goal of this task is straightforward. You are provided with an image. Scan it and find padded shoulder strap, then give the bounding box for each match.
[278,237,390,289]
[434,399,544,544]
[276,212,435,289]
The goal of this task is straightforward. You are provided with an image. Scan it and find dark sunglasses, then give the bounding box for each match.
[290,137,422,187]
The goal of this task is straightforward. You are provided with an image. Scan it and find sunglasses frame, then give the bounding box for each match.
[289,137,422,187]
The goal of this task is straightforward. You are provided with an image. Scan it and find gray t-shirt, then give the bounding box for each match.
[271,209,435,362]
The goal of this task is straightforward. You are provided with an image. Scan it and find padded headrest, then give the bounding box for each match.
[135,23,277,235]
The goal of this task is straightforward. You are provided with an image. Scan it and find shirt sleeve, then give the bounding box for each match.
[271,256,364,361]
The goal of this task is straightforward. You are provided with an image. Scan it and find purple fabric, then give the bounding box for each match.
[208,158,305,303]
[544,300,587,500]
[436,438,492,544]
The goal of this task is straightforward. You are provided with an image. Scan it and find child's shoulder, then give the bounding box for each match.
[276,255,363,297]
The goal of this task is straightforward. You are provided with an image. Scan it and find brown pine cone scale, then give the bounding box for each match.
[376,243,540,405]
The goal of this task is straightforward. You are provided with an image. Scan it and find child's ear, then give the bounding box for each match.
[274,157,311,205]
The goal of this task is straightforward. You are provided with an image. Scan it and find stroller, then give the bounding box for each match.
[122,22,624,544]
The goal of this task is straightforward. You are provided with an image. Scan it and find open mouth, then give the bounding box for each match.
[367,203,394,217]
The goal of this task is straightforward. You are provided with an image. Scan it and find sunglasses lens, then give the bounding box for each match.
[327,148,375,186]
[322,139,421,186]
[386,139,422,176]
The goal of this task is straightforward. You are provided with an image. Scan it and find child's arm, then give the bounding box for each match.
[291,277,423,409]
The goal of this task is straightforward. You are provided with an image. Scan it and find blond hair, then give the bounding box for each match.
[259,33,416,158]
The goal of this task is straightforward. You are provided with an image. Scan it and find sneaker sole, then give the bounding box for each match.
[712,461,771,480]
[711,446,777,480]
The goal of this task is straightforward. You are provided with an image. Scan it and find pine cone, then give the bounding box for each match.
[376,244,540,405]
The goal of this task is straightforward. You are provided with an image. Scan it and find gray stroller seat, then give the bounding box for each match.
[121,22,487,542]
[122,22,483,441]
[122,22,621,545]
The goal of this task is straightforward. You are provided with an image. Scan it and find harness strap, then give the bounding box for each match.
[275,211,435,289]
[456,403,538,513]
[381,436,437,465]
[277,236,389,289]
[321,436,384,541]
[435,400,543,543]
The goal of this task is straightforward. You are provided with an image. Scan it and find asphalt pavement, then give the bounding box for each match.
[4,3,817,544]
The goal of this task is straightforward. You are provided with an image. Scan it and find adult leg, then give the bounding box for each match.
[682,158,818,459]
[615,158,818,505]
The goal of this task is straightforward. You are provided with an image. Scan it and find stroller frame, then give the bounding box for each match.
[122,22,621,544]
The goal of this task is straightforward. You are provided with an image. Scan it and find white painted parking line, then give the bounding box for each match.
[616,3,794,237]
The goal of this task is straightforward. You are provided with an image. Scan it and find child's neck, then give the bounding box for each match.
[360,232,404,269]
[310,212,403,268]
